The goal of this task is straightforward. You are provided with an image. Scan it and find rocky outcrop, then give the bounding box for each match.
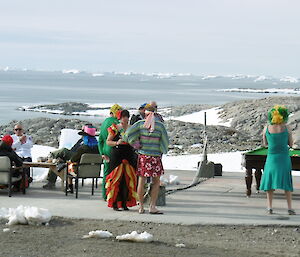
[218,96,300,148]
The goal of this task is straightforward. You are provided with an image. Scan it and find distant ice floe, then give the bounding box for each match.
[254,75,269,82]
[168,107,232,127]
[116,231,153,243]
[92,73,104,77]
[201,75,219,80]
[0,206,52,225]
[62,69,81,74]
[217,88,300,94]
[280,76,299,83]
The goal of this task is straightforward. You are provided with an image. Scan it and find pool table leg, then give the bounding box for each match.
[254,169,262,192]
[245,168,253,197]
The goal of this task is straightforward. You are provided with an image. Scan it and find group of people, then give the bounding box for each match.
[37,100,168,214]
[0,102,296,215]
[0,123,33,190]
[98,101,168,214]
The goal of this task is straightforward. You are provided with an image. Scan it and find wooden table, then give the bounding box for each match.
[23,162,65,190]
[242,147,300,197]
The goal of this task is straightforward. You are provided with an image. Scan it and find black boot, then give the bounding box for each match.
[113,202,120,211]
[67,184,74,194]
[122,202,129,211]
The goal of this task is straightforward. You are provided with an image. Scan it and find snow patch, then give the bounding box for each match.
[169,107,232,127]
[0,206,52,225]
[82,230,113,239]
[116,231,153,242]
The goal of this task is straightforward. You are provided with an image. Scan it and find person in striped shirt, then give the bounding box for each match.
[125,105,169,214]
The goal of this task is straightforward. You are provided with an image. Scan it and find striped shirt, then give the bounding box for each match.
[125,120,169,156]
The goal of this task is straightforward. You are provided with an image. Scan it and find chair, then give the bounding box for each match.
[0,156,26,197]
[65,154,103,198]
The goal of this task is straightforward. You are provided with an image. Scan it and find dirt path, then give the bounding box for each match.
[1,217,300,257]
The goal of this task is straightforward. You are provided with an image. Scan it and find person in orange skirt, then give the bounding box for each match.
[105,110,138,211]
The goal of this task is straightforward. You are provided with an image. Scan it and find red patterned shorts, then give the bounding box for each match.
[137,154,164,177]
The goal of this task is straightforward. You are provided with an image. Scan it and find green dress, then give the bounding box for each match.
[260,127,293,191]
[98,116,119,199]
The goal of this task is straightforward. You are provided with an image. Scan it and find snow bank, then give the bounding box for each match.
[116,231,153,242]
[59,129,81,150]
[0,206,52,225]
[169,107,232,127]
[82,230,113,239]
[31,145,57,181]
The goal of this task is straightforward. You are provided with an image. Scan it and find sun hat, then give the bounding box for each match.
[1,134,13,146]
[78,125,96,136]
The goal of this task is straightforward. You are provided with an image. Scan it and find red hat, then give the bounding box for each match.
[2,134,13,147]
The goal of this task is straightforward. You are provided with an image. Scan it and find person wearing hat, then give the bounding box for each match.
[98,104,122,200]
[125,105,169,214]
[260,105,295,215]
[66,125,99,193]
[130,103,147,125]
[0,135,23,167]
[42,124,92,189]
[0,135,23,190]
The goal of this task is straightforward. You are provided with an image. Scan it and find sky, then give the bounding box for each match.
[0,0,300,76]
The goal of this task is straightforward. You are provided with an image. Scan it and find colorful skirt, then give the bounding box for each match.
[137,154,164,177]
[105,159,138,208]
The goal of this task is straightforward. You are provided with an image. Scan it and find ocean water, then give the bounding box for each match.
[0,70,299,125]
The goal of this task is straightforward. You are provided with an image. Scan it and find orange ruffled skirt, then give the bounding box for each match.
[105,159,138,208]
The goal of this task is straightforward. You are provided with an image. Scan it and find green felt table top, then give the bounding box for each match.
[245,147,300,156]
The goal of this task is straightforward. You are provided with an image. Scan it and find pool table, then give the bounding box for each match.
[242,147,300,197]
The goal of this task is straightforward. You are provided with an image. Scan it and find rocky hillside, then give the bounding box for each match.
[2,96,299,154]
[219,96,300,145]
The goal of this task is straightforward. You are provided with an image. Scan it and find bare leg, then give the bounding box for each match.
[284,191,292,210]
[149,176,161,213]
[137,176,146,212]
[266,190,273,209]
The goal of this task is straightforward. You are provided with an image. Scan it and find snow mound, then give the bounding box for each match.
[116,231,153,242]
[175,243,186,248]
[82,230,113,239]
[160,175,180,185]
[0,206,52,225]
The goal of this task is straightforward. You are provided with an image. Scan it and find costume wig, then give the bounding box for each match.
[268,105,289,124]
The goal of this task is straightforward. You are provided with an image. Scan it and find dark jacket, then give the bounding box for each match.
[70,145,99,163]
[130,113,143,125]
[0,141,23,167]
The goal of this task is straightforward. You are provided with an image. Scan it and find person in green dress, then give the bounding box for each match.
[260,105,295,215]
[98,104,122,200]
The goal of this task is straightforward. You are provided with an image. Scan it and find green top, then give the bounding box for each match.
[98,116,119,156]
[246,147,300,156]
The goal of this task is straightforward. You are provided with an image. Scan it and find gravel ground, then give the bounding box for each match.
[1,217,300,257]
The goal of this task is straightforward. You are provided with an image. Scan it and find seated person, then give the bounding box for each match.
[12,123,33,183]
[0,135,23,189]
[42,124,97,190]
[66,125,99,193]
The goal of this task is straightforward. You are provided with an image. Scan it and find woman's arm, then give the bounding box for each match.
[262,125,268,147]
[287,125,294,148]
[106,133,122,147]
